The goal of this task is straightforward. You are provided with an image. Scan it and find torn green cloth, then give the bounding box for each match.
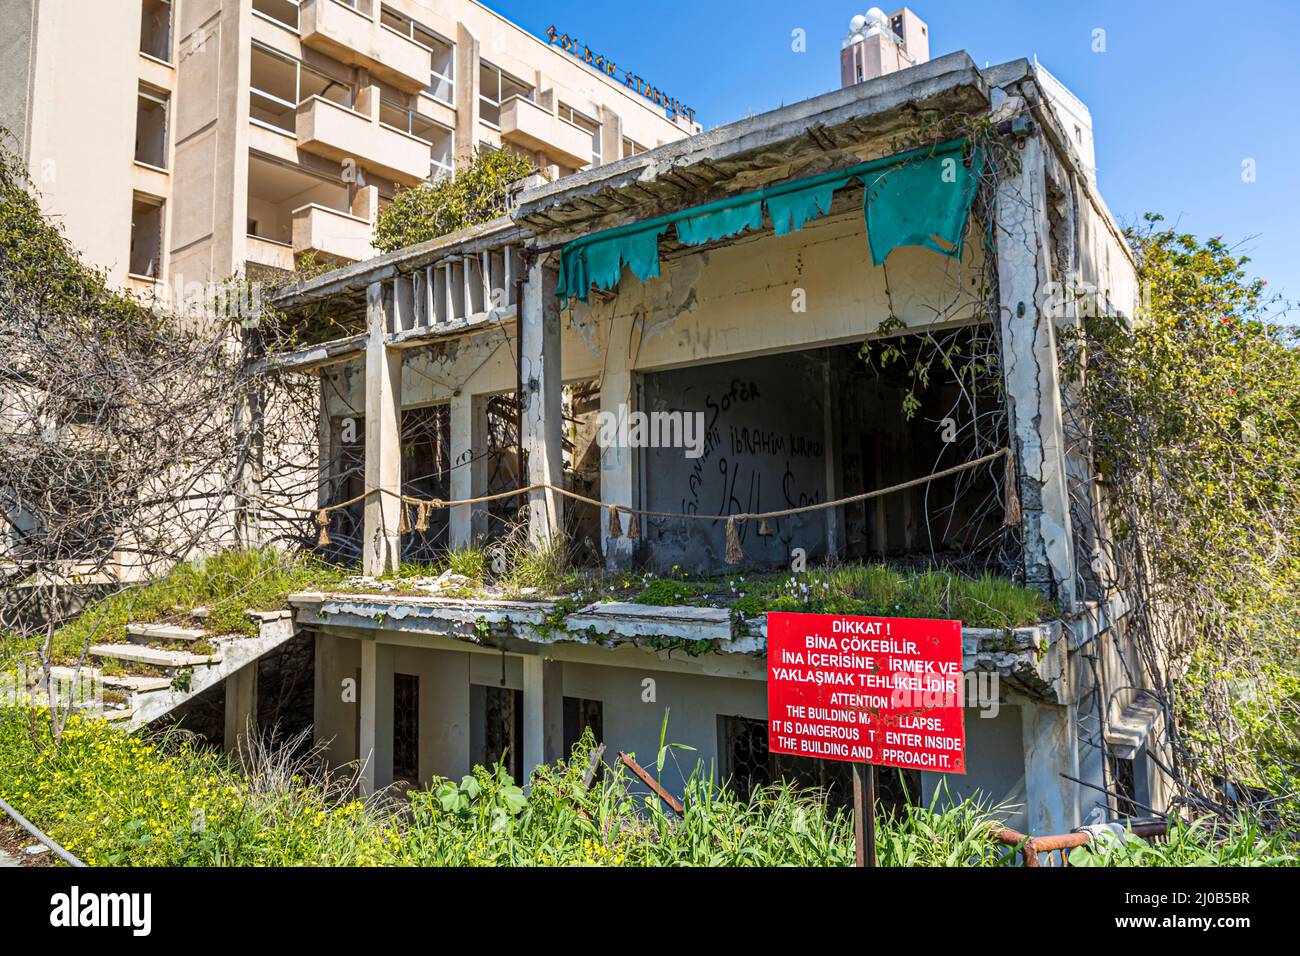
[765,178,846,235]
[556,223,670,305]
[674,198,764,246]
[862,142,983,266]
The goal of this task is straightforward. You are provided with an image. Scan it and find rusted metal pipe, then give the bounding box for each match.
[618,751,684,816]
[993,821,1170,867]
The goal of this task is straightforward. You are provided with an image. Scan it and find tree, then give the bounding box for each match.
[0,137,255,742]
[1064,214,1300,824]
[372,149,540,253]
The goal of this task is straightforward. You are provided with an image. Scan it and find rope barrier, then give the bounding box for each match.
[280,447,1021,552]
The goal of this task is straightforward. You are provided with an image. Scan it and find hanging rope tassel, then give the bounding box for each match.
[315,509,331,547]
[414,501,431,533]
[725,515,744,565]
[1003,451,1022,527]
[758,517,773,537]
[625,509,640,541]
[608,504,622,540]
[397,502,411,534]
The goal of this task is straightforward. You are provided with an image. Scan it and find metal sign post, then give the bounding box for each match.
[852,762,877,867]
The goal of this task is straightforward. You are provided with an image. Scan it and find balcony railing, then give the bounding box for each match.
[499,96,595,169]
[246,234,297,272]
[295,95,431,185]
[292,203,375,263]
[299,0,429,93]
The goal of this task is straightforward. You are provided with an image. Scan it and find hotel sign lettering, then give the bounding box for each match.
[545,25,696,124]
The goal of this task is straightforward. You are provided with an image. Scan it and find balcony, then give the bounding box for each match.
[292,203,375,263]
[246,235,297,273]
[499,96,594,169]
[295,95,431,185]
[299,0,429,93]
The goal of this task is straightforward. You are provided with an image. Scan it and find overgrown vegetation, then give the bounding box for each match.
[1062,214,1300,826]
[2,711,1289,866]
[372,148,540,253]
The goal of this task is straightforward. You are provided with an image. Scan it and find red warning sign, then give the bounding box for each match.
[766,612,966,774]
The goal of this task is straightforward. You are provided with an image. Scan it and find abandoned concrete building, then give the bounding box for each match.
[234,45,1165,837]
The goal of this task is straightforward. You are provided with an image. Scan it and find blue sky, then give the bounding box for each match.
[491,0,1300,308]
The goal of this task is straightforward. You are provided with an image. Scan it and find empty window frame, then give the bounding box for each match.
[562,697,603,758]
[1108,754,1139,818]
[252,0,300,31]
[250,42,350,134]
[380,6,455,105]
[139,0,172,61]
[621,136,646,159]
[558,103,601,168]
[129,194,165,279]
[380,101,453,179]
[393,673,419,783]
[478,60,533,127]
[134,86,169,169]
[479,686,523,782]
[249,43,299,133]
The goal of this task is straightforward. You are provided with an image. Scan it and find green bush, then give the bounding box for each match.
[373,149,540,253]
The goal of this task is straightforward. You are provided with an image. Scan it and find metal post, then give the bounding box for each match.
[853,762,877,867]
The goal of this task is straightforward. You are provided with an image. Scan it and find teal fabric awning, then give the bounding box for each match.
[766,178,845,236]
[555,138,983,305]
[675,198,765,246]
[555,224,669,307]
[862,139,984,267]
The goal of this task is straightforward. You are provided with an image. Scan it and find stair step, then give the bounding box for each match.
[89,645,218,669]
[99,707,135,722]
[47,666,172,692]
[126,623,208,645]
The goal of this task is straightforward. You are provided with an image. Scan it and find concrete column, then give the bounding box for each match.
[521,654,563,776]
[454,23,479,165]
[1021,700,1080,835]
[358,638,377,795]
[363,281,402,575]
[598,105,623,164]
[223,662,258,754]
[600,311,636,568]
[449,392,476,547]
[520,260,563,545]
[996,133,1076,609]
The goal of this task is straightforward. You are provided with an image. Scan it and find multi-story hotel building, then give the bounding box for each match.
[2,0,698,300]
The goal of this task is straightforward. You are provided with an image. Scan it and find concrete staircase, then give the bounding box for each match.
[40,610,297,731]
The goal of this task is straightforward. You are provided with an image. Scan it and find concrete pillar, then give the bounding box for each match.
[521,654,563,776]
[1021,700,1080,835]
[448,393,487,547]
[996,133,1076,609]
[358,638,377,795]
[223,662,258,754]
[598,105,623,164]
[454,23,479,166]
[520,260,563,545]
[600,311,635,568]
[363,281,402,575]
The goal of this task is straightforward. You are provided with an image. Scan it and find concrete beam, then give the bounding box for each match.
[519,261,563,545]
[363,281,402,575]
[996,133,1076,609]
